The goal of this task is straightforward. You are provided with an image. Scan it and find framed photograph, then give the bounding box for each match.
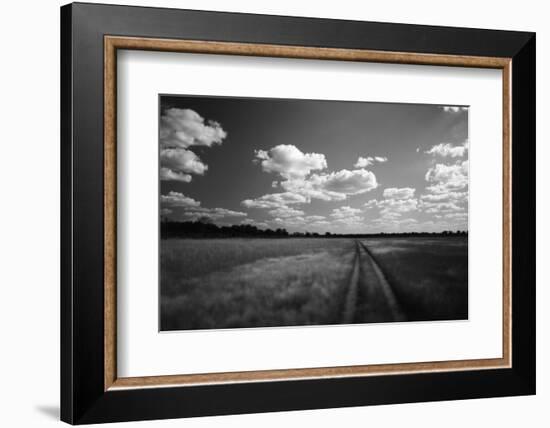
[61,2,535,424]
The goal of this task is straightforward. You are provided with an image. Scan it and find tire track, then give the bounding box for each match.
[341,240,406,324]
[358,241,406,322]
[341,241,361,324]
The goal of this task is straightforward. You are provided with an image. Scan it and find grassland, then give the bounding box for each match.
[160,236,468,331]
[161,238,355,330]
[363,237,468,321]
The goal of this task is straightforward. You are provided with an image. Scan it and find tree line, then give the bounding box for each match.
[161,219,468,239]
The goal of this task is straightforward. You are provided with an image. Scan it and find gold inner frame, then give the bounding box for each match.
[104,35,512,391]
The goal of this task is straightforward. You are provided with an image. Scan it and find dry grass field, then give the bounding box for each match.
[161,238,355,330]
[364,237,468,321]
[160,236,468,331]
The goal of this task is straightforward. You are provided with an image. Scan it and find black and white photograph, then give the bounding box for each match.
[159,95,469,331]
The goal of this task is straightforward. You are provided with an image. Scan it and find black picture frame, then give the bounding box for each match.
[61,2,535,424]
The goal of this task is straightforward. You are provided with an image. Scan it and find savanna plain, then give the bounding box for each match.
[160,237,468,331]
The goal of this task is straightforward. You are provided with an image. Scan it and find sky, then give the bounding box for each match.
[159,94,469,234]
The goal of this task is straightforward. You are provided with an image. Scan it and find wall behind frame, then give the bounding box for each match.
[0,0,545,427]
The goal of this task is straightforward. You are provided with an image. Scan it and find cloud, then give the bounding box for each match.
[306,215,326,222]
[160,191,200,207]
[364,188,418,221]
[330,206,363,223]
[282,168,378,201]
[421,201,463,214]
[444,212,468,219]
[328,206,366,230]
[181,207,247,220]
[270,215,330,229]
[380,198,418,214]
[160,108,227,149]
[355,157,372,167]
[426,142,468,158]
[364,199,379,209]
[420,191,467,203]
[366,198,418,220]
[420,159,468,222]
[425,161,468,191]
[367,216,420,233]
[268,207,305,218]
[397,218,418,225]
[383,187,415,200]
[354,156,387,168]
[160,167,192,183]
[314,169,378,195]
[442,106,468,113]
[255,144,327,179]
[159,108,227,182]
[160,148,208,176]
[241,192,308,209]
[160,192,246,221]
[244,145,378,225]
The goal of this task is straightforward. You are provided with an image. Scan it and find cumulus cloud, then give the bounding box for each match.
[383,187,415,200]
[420,191,467,203]
[242,145,378,229]
[380,198,418,214]
[330,206,363,223]
[420,157,468,222]
[268,207,305,218]
[160,108,227,149]
[364,187,418,222]
[354,157,371,168]
[421,201,463,214]
[444,212,468,219]
[246,144,378,210]
[355,157,374,168]
[282,168,378,201]
[160,148,208,175]
[313,169,378,195]
[426,141,468,158]
[160,191,246,221]
[270,215,330,229]
[442,106,468,113]
[425,161,469,192]
[255,144,327,179]
[160,191,200,207]
[367,215,420,233]
[364,199,379,209]
[354,156,387,168]
[306,215,326,222]
[329,206,365,229]
[159,108,227,182]
[241,192,308,209]
[160,167,192,183]
[397,218,418,225]
[181,207,247,220]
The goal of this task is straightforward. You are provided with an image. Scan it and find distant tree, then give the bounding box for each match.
[160,220,469,239]
[197,216,213,224]
[275,228,289,237]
